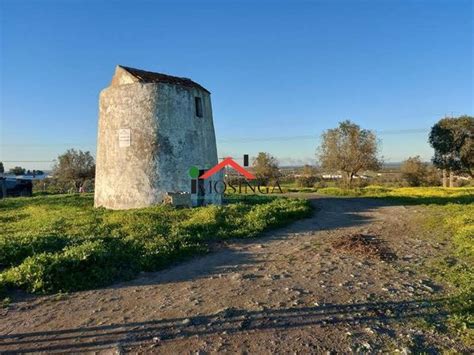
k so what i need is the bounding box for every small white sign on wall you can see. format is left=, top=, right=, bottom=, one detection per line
left=118, top=129, right=131, bottom=148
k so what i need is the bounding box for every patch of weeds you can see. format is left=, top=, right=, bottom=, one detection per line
left=1, top=297, right=11, bottom=308
left=422, top=204, right=474, bottom=346
left=311, top=241, right=323, bottom=250
left=0, top=195, right=312, bottom=294
left=53, top=292, right=68, bottom=301
left=315, top=186, right=474, bottom=205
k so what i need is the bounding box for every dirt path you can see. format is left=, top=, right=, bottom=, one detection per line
left=0, top=195, right=464, bottom=353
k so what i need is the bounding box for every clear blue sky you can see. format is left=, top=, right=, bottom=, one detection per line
left=1, top=0, right=472, bottom=169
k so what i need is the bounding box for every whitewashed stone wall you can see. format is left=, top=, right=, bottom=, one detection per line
left=95, top=79, right=222, bottom=209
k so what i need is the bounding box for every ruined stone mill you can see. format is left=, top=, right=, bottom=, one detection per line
left=94, top=65, right=222, bottom=209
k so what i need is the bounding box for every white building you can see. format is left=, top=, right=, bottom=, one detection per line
left=94, top=66, right=222, bottom=209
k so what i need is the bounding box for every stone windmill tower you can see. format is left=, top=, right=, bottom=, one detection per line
left=94, top=65, right=221, bottom=209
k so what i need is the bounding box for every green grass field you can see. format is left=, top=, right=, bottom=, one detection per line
left=0, top=194, right=312, bottom=294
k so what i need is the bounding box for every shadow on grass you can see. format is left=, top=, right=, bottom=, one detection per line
left=290, top=191, right=474, bottom=206
left=361, top=195, right=474, bottom=206
left=0, top=193, right=277, bottom=211
left=0, top=298, right=450, bottom=353
left=0, top=194, right=94, bottom=211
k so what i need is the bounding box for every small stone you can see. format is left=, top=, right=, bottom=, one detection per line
left=182, top=318, right=191, bottom=325
left=422, top=285, right=434, bottom=292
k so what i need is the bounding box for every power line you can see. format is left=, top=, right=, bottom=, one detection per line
left=0, top=128, right=432, bottom=163
left=0, top=143, right=95, bottom=147
left=217, top=128, right=429, bottom=143
left=1, top=160, right=54, bottom=163
left=0, top=128, right=431, bottom=147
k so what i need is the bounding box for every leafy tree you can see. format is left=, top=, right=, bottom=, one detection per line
left=429, top=116, right=474, bottom=185
left=318, top=120, right=382, bottom=187
left=9, top=166, right=26, bottom=175
left=52, top=149, right=95, bottom=190
left=400, top=156, right=428, bottom=186
left=301, top=164, right=319, bottom=176
left=252, top=152, right=280, bottom=184
left=0, top=162, right=4, bottom=174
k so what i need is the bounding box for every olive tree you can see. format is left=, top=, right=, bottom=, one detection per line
left=252, top=152, right=280, bottom=184
left=429, top=115, right=474, bottom=187
left=318, top=120, right=382, bottom=187
left=52, top=149, right=95, bottom=191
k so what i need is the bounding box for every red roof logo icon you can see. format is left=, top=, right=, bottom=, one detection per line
left=200, top=157, right=256, bottom=180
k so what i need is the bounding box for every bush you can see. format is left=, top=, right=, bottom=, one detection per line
left=313, top=181, right=328, bottom=189
left=401, top=156, right=428, bottom=186
left=0, top=234, right=71, bottom=268
left=33, top=178, right=74, bottom=195
left=296, top=176, right=318, bottom=188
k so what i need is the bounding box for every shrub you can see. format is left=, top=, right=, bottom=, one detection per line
left=296, top=175, right=318, bottom=188
left=401, top=156, right=428, bottom=186
left=0, top=235, right=71, bottom=268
